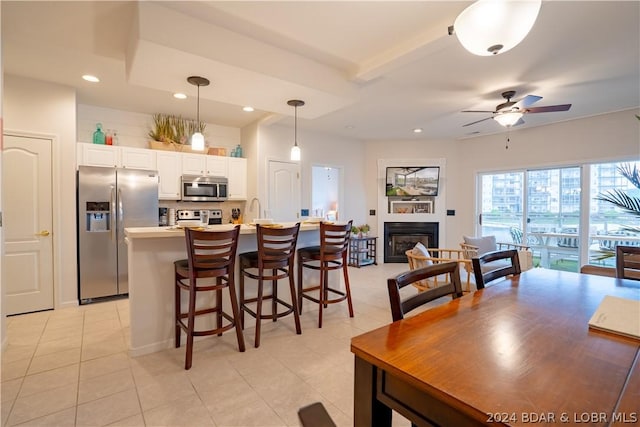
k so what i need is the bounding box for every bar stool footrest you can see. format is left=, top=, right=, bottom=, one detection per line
left=176, top=311, right=238, bottom=339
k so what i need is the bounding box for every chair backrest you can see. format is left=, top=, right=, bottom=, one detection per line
left=256, top=223, right=301, bottom=270
left=579, top=264, right=616, bottom=277
left=387, top=261, right=463, bottom=321
left=319, top=220, right=353, bottom=262
left=185, top=225, right=240, bottom=278
left=616, top=245, right=640, bottom=280
left=510, top=227, right=524, bottom=245
left=472, top=249, right=521, bottom=289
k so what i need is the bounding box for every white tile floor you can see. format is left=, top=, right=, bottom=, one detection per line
left=1, top=263, right=417, bottom=427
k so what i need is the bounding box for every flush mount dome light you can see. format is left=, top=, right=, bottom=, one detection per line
left=494, top=111, right=523, bottom=127
left=452, top=0, right=542, bottom=56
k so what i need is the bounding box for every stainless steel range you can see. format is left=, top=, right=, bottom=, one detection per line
left=176, top=209, right=223, bottom=225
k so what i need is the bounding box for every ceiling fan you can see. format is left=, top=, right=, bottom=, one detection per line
left=462, top=90, right=571, bottom=128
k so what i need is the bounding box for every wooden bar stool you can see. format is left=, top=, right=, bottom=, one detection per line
left=174, top=225, right=245, bottom=370
left=239, top=223, right=302, bottom=348
left=297, top=220, right=354, bottom=328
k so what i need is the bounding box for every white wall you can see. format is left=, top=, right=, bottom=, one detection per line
left=78, top=104, right=240, bottom=150
left=4, top=74, right=78, bottom=308
left=365, top=109, right=640, bottom=249
left=252, top=123, right=368, bottom=226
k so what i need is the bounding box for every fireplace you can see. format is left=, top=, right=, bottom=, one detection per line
left=384, top=222, right=439, bottom=263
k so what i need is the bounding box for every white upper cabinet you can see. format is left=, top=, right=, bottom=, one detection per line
left=156, top=151, right=182, bottom=200
left=182, top=153, right=229, bottom=177
left=78, top=143, right=156, bottom=171
left=120, top=147, right=157, bottom=170
left=206, top=156, right=228, bottom=177
left=227, top=157, right=247, bottom=200
left=77, top=143, right=245, bottom=201
left=181, top=153, right=207, bottom=175
left=79, top=143, right=119, bottom=168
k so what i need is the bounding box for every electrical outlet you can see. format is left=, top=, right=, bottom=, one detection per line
left=369, top=209, right=376, bottom=216
left=301, top=209, right=309, bottom=216
left=447, top=209, right=455, bottom=216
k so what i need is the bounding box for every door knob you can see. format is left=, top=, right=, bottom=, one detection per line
left=35, top=230, right=50, bottom=237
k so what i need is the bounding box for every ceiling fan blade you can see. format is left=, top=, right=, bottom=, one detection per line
left=462, top=110, right=496, bottom=113
left=513, top=117, right=526, bottom=126
left=512, top=95, right=542, bottom=109
left=462, top=116, right=493, bottom=127
left=526, top=104, right=572, bottom=113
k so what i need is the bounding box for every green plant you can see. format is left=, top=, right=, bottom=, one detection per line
left=351, top=226, right=360, bottom=234
left=359, top=224, right=371, bottom=233
left=149, top=114, right=205, bottom=145
left=596, top=163, right=640, bottom=233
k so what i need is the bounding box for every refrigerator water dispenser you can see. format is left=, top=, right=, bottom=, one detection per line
left=86, top=201, right=110, bottom=232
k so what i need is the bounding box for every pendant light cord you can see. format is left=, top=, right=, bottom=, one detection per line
left=294, top=105, right=298, bottom=147
left=197, top=84, right=200, bottom=129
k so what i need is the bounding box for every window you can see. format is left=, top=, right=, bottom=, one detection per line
left=477, top=160, right=639, bottom=272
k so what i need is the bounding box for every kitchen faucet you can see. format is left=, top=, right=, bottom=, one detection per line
left=250, top=197, right=262, bottom=219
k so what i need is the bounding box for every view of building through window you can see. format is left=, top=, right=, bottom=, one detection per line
left=478, top=161, right=640, bottom=272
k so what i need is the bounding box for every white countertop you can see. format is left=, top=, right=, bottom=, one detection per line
left=125, top=222, right=321, bottom=239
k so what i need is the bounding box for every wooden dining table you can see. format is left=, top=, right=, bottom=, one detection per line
left=351, top=268, right=640, bottom=426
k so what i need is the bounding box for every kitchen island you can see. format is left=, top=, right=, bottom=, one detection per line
left=124, top=223, right=321, bottom=357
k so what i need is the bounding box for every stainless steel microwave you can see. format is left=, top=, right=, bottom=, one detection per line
left=181, top=175, right=228, bottom=202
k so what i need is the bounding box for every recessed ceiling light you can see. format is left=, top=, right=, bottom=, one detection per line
left=173, top=93, right=187, bottom=99
left=413, top=128, right=423, bottom=133
left=242, top=106, right=254, bottom=112
left=345, top=125, right=355, bottom=129
left=82, top=75, right=100, bottom=83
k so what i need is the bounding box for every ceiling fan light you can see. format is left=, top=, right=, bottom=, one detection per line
left=191, top=132, right=205, bottom=151
left=494, top=111, right=523, bottom=127
left=453, top=0, right=542, bottom=56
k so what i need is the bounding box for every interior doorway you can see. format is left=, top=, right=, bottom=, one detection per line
left=311, top=165, right=342, bottom=221
left=267, top=160, right=301, bottom=221
left=3, top=134, right=55, bottom=315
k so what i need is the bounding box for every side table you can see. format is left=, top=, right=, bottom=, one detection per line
left=348, top=236, right=378, bottom=268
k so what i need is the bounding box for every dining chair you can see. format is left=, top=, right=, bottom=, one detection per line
left=579, top=264, right=616, bottom=277
left=472, top=249, right=521, bottom=290
left=297, top=220, right=354, bottom=328
left=615, top=245, right=640, bottom=280
left=387, top=261, right=464, bottom=322
left=238, top=223, right=302, bottom=348
left=174, top=225, right=245, bottom=370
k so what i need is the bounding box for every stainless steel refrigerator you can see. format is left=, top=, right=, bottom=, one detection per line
left=77, top=166, right=159, bottom=303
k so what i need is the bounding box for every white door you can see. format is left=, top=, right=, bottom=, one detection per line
left=268, top=160, right=300, bottom=222
left=3, top=135, right=54, bottom=315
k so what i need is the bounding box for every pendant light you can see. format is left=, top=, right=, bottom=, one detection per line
left=187, top=76, right=209, bottom=151
left=288, top=99, right=304, bottom=161
left=451, top=0, right=542, bottom=56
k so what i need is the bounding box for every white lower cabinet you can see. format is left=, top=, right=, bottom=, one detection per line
left=156, top=151, right=182, bottom=200
left=228, top=157, right=247, bottom=200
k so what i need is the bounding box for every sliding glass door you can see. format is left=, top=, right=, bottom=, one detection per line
left=479, top=166, right=582, bottom=272
left=526, top=167, right=581, bottom=271
left=478, top=160, right=639, bottom=272
left=479, top=171, right=525, bottom=244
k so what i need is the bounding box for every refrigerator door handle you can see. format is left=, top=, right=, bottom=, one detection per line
left=110, top=186, right=116, bottom=241
left=118, top=188, right=124, bottom=241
